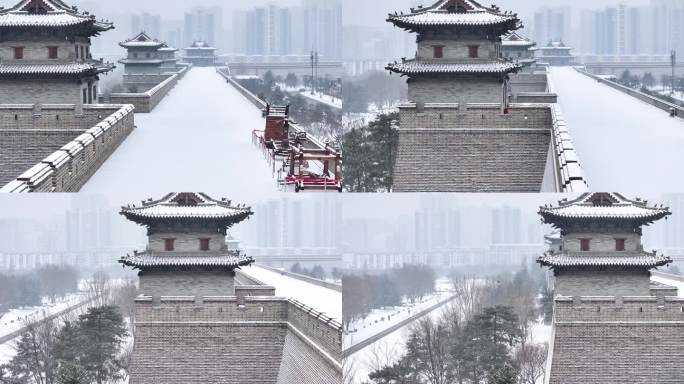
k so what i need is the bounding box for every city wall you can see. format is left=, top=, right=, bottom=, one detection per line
left=548, top=296, right=684, bottom=384
left=105, top=66, right=189, bottom=113
left=0, top=104, right=135, bottom=192
left=122, top=73, right=172, bottom=92
left=217, top=68, right=267, bottom=110
left=576, top=67, right=684, bottom=117
left=256, top=264, right=342, bottom=292
left=393, top=102, right=587, bottom=193
left=131, top=296, right=342, bottom=384
left=547, top=82, right=588, bottom=192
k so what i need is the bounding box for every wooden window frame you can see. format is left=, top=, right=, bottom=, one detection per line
left=14, top=47, right=24, bottom=59
left=468, top=45, right=479, bottom=58
left=615, top=238, right=626, bottom=252
left=199, top=238, right=210, bottom=251
left=48, top=46, right=58, bottom=59
left=580, top=238, right=591, bottom=252
left=164, top=238, right=176, bottom=251
left=433, top=45, right=444, bottom=59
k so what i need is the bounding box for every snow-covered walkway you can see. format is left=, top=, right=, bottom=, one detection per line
left=81, top=67, right=279, bottom=203
left=550, top=67, right=684, bottom=192
left=241, top=265, right=341, bottom=323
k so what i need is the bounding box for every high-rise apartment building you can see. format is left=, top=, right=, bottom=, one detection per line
left=183, top=7, right=222, bottom=49
left=131, top=12, right=161, bottom=38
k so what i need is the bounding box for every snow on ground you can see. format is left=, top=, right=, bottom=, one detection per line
left=81, top=67, right=280, bottom=204
left=278, top=84, right=342, bottom=109
left=241, top=265, right=341, bottom=323
left=345, top=279, right=454, bottom=348
left=0, top=293, right=89, bottom=365
left=300, top=91, right=342, bottom=109
left=0, top=293, right=85, bottom=339
left=650, top=86, right=684, bottom=103
left=550, top=67, right=684, bottom=192
left=346, top=299, right=452, bottom=384
left=0, top=339, right=16, bottom=365
left=651, top=275, right=684, bottom=297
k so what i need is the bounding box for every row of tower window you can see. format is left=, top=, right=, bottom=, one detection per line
left=12, top=45, right=90, bottom=60
left=578, top=238, right=626, bottom=252
left=432, top=45, right=480, bottom=59
left=163, top=238, right=211, bottom=252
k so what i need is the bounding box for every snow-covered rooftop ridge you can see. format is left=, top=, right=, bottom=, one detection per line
left=187, top=40, right=216, bottom=50
left=119, top=251, right=254, bottom=269
left=386, top=59, right=522, bottom=74
left=539, top=193, right=671, bottom=222
left=0, top=0, right=113, bottom=31
left=387, top=0, right=519, bottom=28
left=120, top=31, right=165, bottom=48
left=502, top=31, right=535, bottom=47
left=538, top=251, right=671, bottom=268
left=120, top=192, right=253, bottom=221
left=0, top=62, right=113, bottom=76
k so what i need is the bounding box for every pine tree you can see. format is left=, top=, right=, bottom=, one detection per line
left=54, top=361, right=90, bottom=384
left=76, top=306, right=128, bottom=384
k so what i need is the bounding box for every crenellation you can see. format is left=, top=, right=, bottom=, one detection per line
left=0, top=104, right=135, bottom=192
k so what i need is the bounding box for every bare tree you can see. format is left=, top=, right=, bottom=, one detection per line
left=364, top=340, right=403, bottom=376
left=4, top=315, right=61, bottom=384
left=112, top=279, right=138, bottom=333
left=515, top=343, right=548, bottom=384
left=84, top=271, right=111, bottom=308
left=406, top=317, right=451, bottom=384
left=343, top=356, right=357, bottom=384
left=114, top=340, right=134, bottom=384
left=450, top=275, right=487, bottom=322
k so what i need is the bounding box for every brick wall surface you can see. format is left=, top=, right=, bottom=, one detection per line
left=408, top=76, right=504, bottom=104
left=108, top=67, right=187, bottom=113
left=550, top=298, right=684, bottom=384
left=130, top=323, right=287, bottom=384
left=563, top=231, right=641, bottom=253
left=138, top=270, right=237, bottom=297
left=277, top=329, right=341, bottom=384
left=0, top=131, right=77, bottom=186
left=0, top=36, right=89, bottom=62
left=0, top=104, right=135, bottom=192
left=0, top=80, right=84, bottom=105
left=509, top=73, right=549, bottom=94
left=131, top=296, right=342, bottom=384
left=555, top=270, right=652, bottom=297
left=148, top=232, right=226, bottom=253
left=393, top=105, right=553, bottom=192
left=416, top=39, right=498, bottom=61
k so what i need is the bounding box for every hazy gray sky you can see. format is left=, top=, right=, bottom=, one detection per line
left=342, top=0, right=652, bottom=27
left=0, top=0, right=653, bottom=25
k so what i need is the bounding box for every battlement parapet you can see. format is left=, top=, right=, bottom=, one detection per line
left=397, top=102, right=553, bottom=130
left=555, top=295, right=684, bottom=322
left=134, top=295, right=341, bottom=361
left=106, top=66, right=188, bottom=113
left=0, top=104, right=135, bottom=192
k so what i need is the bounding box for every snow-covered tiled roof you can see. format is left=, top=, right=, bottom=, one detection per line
left=119, top=32, right=164, bottom=48
left=186, top=41, right=216, bottom=50
left=119, top=251, right=254, bottom=270
left=538, top=252, right=671, bottom=269
left=539, top=193, right=671, bottom=226
left=121, top=192, right=253, bottom=225
left=502, top=32, right=535, bottom=47
left=0, top=0, right=113, bottom=32
left=386, top=59, right=522, bottom=75
left=0, top=62, right=113, bottom=76
left=387, top=0, right=519, bottom=30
